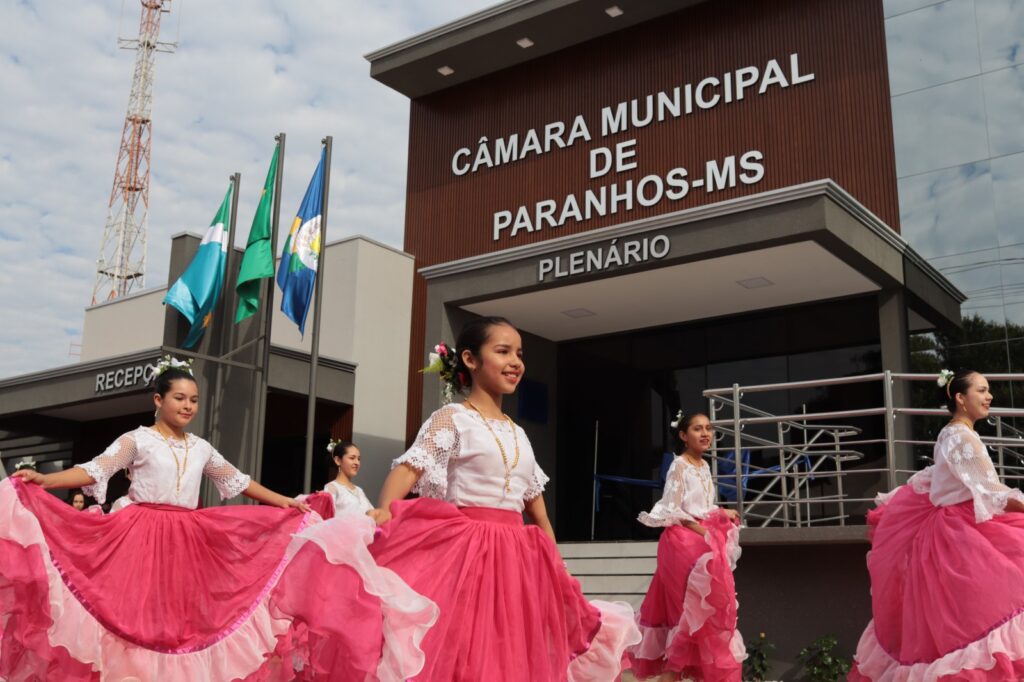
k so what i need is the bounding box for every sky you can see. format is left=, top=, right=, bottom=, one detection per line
left=0, top=0, right=494, bottom=379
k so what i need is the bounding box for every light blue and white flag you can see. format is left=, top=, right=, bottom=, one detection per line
left=164, top=183, right=233, bottom=348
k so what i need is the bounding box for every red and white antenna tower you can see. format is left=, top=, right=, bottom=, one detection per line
left=92, top=0, right=177, bottom=304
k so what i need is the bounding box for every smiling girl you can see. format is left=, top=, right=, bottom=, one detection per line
left=628, top=411, right=746, bottom=682
left=365, top=316, right=640, bottom=681
left=850, top=370, right=1024, bottom=681
left=0, top=357, right=435, bottom=681
left=324, top=440, right=374, bottom=517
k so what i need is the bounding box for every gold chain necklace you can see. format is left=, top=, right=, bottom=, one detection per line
left=464, top=400, right=521, bottom=493
left=684, top=455, right=713, bottom=502
left=949, top=417, right=975, bottom=431
left=154, top=425, right=190, bottom=495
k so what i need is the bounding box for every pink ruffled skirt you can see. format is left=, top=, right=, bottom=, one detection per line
left=628, top=511, right=745, bottom=681
left=850, top=486, right=1024, bottom=681
left=0, top=478, right=436, bottom=681
left=369, top=497, right=641, bottom=682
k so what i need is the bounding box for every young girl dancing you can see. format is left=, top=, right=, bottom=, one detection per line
left=0, top=357, right=435, bottom=681
left=628, top=411, right=746, bottom=682
left=850, top=369, right=1024, bottom=681
left=365, top=316, right=640, bottom=681
left=324, top=440, right=373, bottom=517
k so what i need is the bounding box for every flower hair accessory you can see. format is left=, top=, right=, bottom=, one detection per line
left=154, top=355, right=194, bottom=379
left=937, top=368, right=955, bottom=398
left=670, top=409, right=684, bottom=430
left=421, top=342, right=459, bottom=404
left=326, top=438, right=343, bottom=454
left=14, top=457, right=37, bottom=471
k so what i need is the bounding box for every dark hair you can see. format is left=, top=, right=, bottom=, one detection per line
left=327, top=441, right=356, bottom=465
left=70, top=489, right=85, bottom=501
left=942, top=369, right=979, bottom=414
left=153, top=368, right=197, bottom=397
left=453, top=316, right=515, bottom=391
left=675, top=412, right=710, bottom=453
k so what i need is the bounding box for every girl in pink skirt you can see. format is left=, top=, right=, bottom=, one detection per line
left=850, top=369, right=1024, bottom=681
left=366, top=316, right=641, bottom=681
left=628, top=412, right=745, bottom=682
left=0, top=358, right=436, bottom=681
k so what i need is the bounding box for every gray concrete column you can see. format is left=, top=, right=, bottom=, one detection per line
left=878, top=289, right=913, bottom=481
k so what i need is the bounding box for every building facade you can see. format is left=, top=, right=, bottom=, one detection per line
left=0, top=234, right=414, bottom=505
left=885, top=0, right=1024, bottom=371
left=367, top=0, right=964, bottom=538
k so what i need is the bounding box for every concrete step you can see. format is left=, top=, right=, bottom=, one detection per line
left=575, top=573, right=653, bottom=594
left=566, top=556, right=658, bottom=574
left=558, top=540, right=658, bottom=558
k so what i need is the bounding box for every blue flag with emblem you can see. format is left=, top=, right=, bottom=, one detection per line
left=276, top=150, right=324, bottom=335
left=164, top=183, right=233, bottom=348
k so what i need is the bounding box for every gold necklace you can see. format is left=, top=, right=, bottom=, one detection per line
left=949, top=417, right=975, bottom=431
left=684, top=455, right=713, bottom=502
left=464, top=400, right=521, bottom=492
left=154, top=425, right=190, bottom=495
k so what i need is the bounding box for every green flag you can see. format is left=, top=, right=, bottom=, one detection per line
left=235, top=144, right=279, bottom=322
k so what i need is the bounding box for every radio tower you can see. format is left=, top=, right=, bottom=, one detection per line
left=92, top=0, right=176, bottom=304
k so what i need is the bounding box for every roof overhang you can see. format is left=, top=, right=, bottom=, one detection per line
left=365, top=0, right=709, bottom=99
left=417, top=180, right=964, bottom=342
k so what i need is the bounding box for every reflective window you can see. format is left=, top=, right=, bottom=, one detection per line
left=887, top=1, right=1024, bottom=372
left=932, top=247, right=1007, bottom=324
left=892, top=77, right=989, bottom=176
left=976, top=0, right=1024, bottom=71
left=992, top=152, right=1024, bottom=247
left=885, top=0, right=980, bottom=95
left=898, top=161, right=998, bottom=258
left=983, top=64, right=1024, bottom=157
left=999, top=244, right=1024, bottom=311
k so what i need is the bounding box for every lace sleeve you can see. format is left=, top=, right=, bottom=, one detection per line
left=944, top=429, right=1024, bottom=523
left=638, top=458, right=697, bottom=527
left=75, top=433, right=138, bottom=504
left=203, top=446, right=252, bottom=500
left=524, top=462, right=550, bottom=501
left=393, top=405, right=460, bottom=499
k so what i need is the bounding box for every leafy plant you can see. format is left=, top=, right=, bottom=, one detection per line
left=797, top=635, right=850, bottom=682
left=742, top=631, right=775, bottom=681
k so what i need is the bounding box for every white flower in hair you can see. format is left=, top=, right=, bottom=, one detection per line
left=937, top=369, right=954, bottom=388
left=670, top=409, right=684, bottom=429
left=154, top=354, right=194, bottom=378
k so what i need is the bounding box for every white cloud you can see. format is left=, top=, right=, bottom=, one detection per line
left=0, top=0, right=493, bottom=378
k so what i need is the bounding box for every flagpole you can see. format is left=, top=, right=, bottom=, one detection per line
left=211, top=172, right=241, bottom=452
left=253, top=134, right=285, bottom=483
left=303, top=137, right=331, bottom=493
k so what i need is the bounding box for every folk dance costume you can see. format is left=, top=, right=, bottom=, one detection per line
left=368, top=402, right=641, bottom=681
left=850, top=423, right=1024, bottom=681
left=323, top=479, right=374, bottom=517
left=0, top=426, right=436, bottom=681
left=629, top=456, right=745, bottom=681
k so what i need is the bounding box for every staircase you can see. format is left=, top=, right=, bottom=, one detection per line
left=560, top=540, right=657, bottom=609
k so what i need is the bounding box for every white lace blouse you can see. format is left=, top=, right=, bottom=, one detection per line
left=905, top=423, right=1024, bottom=523
left=75, top=426, right=251, bottom=510
left=393, top=403, right=549, bottom=513
left=638, top=456, right=719, bottom=527
left=324, top=480, right=373, bottom=517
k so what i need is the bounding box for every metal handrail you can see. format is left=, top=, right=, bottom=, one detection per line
left=697, top=370, right=1024, bottom=528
